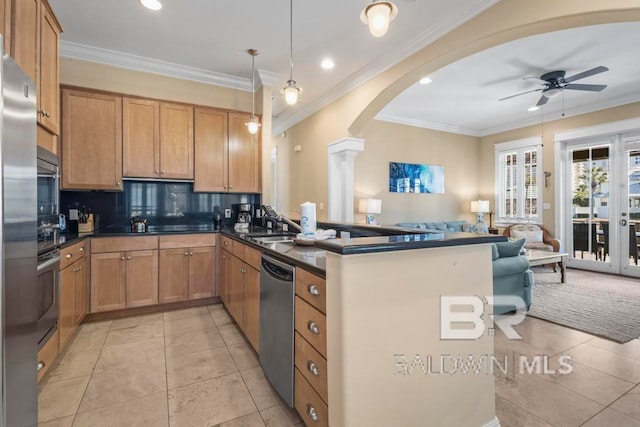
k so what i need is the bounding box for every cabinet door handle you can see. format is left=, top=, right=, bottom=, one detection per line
left=160, top=171, right=165, bottom=175
left=121, top=256, right=125, bottom=260
left=127, top=256, right=132, bottom=260
left=307, top=360, right=319, bottom=376
left=190, top=252, right=193, bottom=256
left=117, top=181, right=121, bottom=186
left=229, top=185, right=233, bottom=190
left=37, top=361, right=45, bottom=371
left=78, top=247, right=84, bottom=252
left=307, top=284, right=320, bottom=296
left=307, top=321, right=320, bottom=335
left=65, top=253, right=72, bottom=259
left=154, top=170, right=159, bottom=174
left=306, top=404, right=319, bottom=422
left=184, top=252, right=189, bottom=256
left=223, top=241, right=228, bottom=245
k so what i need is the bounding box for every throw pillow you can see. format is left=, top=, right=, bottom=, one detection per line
left=512, top=229, right=543, bottom=243
left=463, top=223, right=489, bottom=234
left=495, top=238, right=526, bottom=258
left=491, top=244, right=499, bottom=260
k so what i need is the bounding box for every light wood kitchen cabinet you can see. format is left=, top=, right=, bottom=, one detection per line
left=90, top=236, right=158, bottom=312
left=220, top=237, right=260, bottom=351
left=158, top=234, right=215, bottom=303
left=219, top=249, right=230, bottom=303
left=59, top=240, right=89, bottom=349
left=194, top=109, right=260, bottom=193
left=159, top=102, right=193, bottom=179
left=61, top=89, right=123, bottom=190
left=228, top=112, right=260, bottom=193
left=37, top=330, right=58, bottom=383
left=12, top=0, right=61, bottom=135
left=194, top=107, right=227, bottom=192
left=1, top=0, right=12, bottom=54
left=123, top=97, right=160, bottom=178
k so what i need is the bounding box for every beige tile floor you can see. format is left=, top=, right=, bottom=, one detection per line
left=38, top=304, right=303, bottom=427
left=38, top=303, right=640, bottom=427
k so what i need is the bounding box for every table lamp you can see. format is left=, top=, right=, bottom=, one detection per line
left=470, top=200, right=490, bottom=224
left=359, top=198, right=382, bottom=225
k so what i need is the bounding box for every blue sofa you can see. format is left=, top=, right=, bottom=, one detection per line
left=396, top=220, right=488, bottom=234
left=492, top=240, right=533, bottom=315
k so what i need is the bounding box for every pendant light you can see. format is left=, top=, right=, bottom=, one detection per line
left=245, top=49, right=260, bottom=135
left=281, top=0, right=302, bottom=105
left=360, top=1, right=398, bottom=37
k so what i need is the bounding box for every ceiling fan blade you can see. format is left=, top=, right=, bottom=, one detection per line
left=498, top=88, right=542, bottom=101
left=563, top=83, right=607, bottom=92
left=564, top=66, right=609, bottom=83
left=536, top=94, right=549, bottom=106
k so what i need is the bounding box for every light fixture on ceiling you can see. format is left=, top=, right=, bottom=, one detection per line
left=543, top=87, right=562, bottom=98
left=245, top=49, right=260, bottom=135
left=419, top=76, right=432, bottom=85
left=281, top=0, right=302, bottom=106
left=360, top=1, right=398, bottom=38
left=528, top=106, right=539, bottom=112
left=140, top=0, right=162, bottom=11
left=321, top=58, right=335, bottom=70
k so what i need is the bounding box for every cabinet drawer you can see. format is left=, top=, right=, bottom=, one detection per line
left=60, top=239, right=88, bottom=269
left=295, top=296, right=327, bottom=358
left=220, top=236, right=234, bottom=253
left=295, top=332, right=328, bottom=404
left=231, top=239, right=245, bottom=259
left=37, top=330, right=59, bottom=383
left=244, top=245, right=261, bottom=270
left=159, top=233, right=216, bottom=249
left=295, top=268, right=326, bottom=314
left=91, top=236, right=158, bottom=253
left=295, top=368, right=328, bottom=427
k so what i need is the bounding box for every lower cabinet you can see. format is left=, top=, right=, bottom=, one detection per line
left=59, top=240, right=89, bottom=349
left=90, top=236, right=159, bottom=313
left=158, top=234, right=216, bottom=303
left=220, top=239, right=260, bottom=352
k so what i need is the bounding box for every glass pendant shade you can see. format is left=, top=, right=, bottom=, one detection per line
left=246, top=116, right=260, bottom=134
left=361, top=1, right=398, bottom=37
left=282, top=81, right=301, bottom=106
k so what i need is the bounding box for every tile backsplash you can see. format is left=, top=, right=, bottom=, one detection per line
left=61, top=181, right=261, bottom=231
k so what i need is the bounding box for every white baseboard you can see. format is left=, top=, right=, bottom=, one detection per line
left=483, top=416, right=501, bottom=427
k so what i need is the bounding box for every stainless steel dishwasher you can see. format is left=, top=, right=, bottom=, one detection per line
left=259, top=254, right=295, bottom=407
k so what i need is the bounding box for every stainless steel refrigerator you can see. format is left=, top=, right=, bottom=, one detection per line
left=0, top=47, right=38, bottom=426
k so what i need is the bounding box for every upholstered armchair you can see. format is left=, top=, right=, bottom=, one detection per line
left=503, top=224, right=561, bottom=252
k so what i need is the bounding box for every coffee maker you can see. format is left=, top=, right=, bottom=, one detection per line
left=232, top=203, right=255, bottom=228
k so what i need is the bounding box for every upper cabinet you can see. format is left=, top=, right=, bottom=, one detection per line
left=194, top=109, right=261, bottom=193
left=123, top=100, right=194, bottom=180
left=1, top=0, right=12, bottom=54
left=61, top=89, right=123, bottom=190
left=12, top=0, right=61, bottom=135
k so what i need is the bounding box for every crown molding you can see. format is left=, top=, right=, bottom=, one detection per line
left=272, top=0, right=498, bottom=136
left=60, top=41, right=254, bottom=91
left=376, top=92, right=640, bottom=138
left=375, top=113, right=482, bottom=136
left=478, top=92, right=640, bottom=137
left=257, top=69, right=280, bottom=88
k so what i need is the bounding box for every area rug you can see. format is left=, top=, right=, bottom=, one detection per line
left=527, top=267, right=640, bottom=343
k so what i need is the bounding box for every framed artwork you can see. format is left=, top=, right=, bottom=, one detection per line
left=389, top=162, right=445, bottom=194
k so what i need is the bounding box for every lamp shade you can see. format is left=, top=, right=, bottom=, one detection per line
left=470, top=200, right=490, bottom=213
left=359, top=198, right=382, bottom=214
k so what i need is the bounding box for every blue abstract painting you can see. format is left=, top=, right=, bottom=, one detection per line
left=389, top=162, right=445, bottom=194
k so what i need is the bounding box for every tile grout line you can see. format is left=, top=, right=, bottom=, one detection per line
left=495, top=388, right=560, bottom=427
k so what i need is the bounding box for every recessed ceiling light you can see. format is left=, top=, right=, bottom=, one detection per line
left=419, top=76, right=432, bottom=85
left=140, top=0, right=162, bottom=11
left=321, top=58, right=335, bottom=70
left=528, top=106, right=539, bottom=112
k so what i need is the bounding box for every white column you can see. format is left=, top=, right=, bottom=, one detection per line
left=327, top=138, right=365, bottom=222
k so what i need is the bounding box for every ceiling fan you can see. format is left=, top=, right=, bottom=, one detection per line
left=499, top=66, right=609, bottom=106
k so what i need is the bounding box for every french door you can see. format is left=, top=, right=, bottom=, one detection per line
left=564, top=133, right=640, bottom=278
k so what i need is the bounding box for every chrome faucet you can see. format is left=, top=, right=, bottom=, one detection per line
left=262, top=205, right=302, bottom=232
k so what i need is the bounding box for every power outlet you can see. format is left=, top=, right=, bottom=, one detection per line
left=282, top=223, right=289, bottom=232
left=224, top=209, right=232, bottom=218
left=69, top=209, right=79, bottom=220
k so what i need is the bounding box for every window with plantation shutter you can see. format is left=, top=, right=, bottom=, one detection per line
left=495, top=137, right=542, bottom=223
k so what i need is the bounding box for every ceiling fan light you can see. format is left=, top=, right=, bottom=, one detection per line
left=282, top=80, right=302, bottom=105
left=246, top=116, right=260, bottom=134
left=544, top=88, right=562, bottom=98
left=360, top=1, right=398, bottom=38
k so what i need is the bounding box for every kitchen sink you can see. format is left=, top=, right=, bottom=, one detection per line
left=252, top=235, right=295, bottom=244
